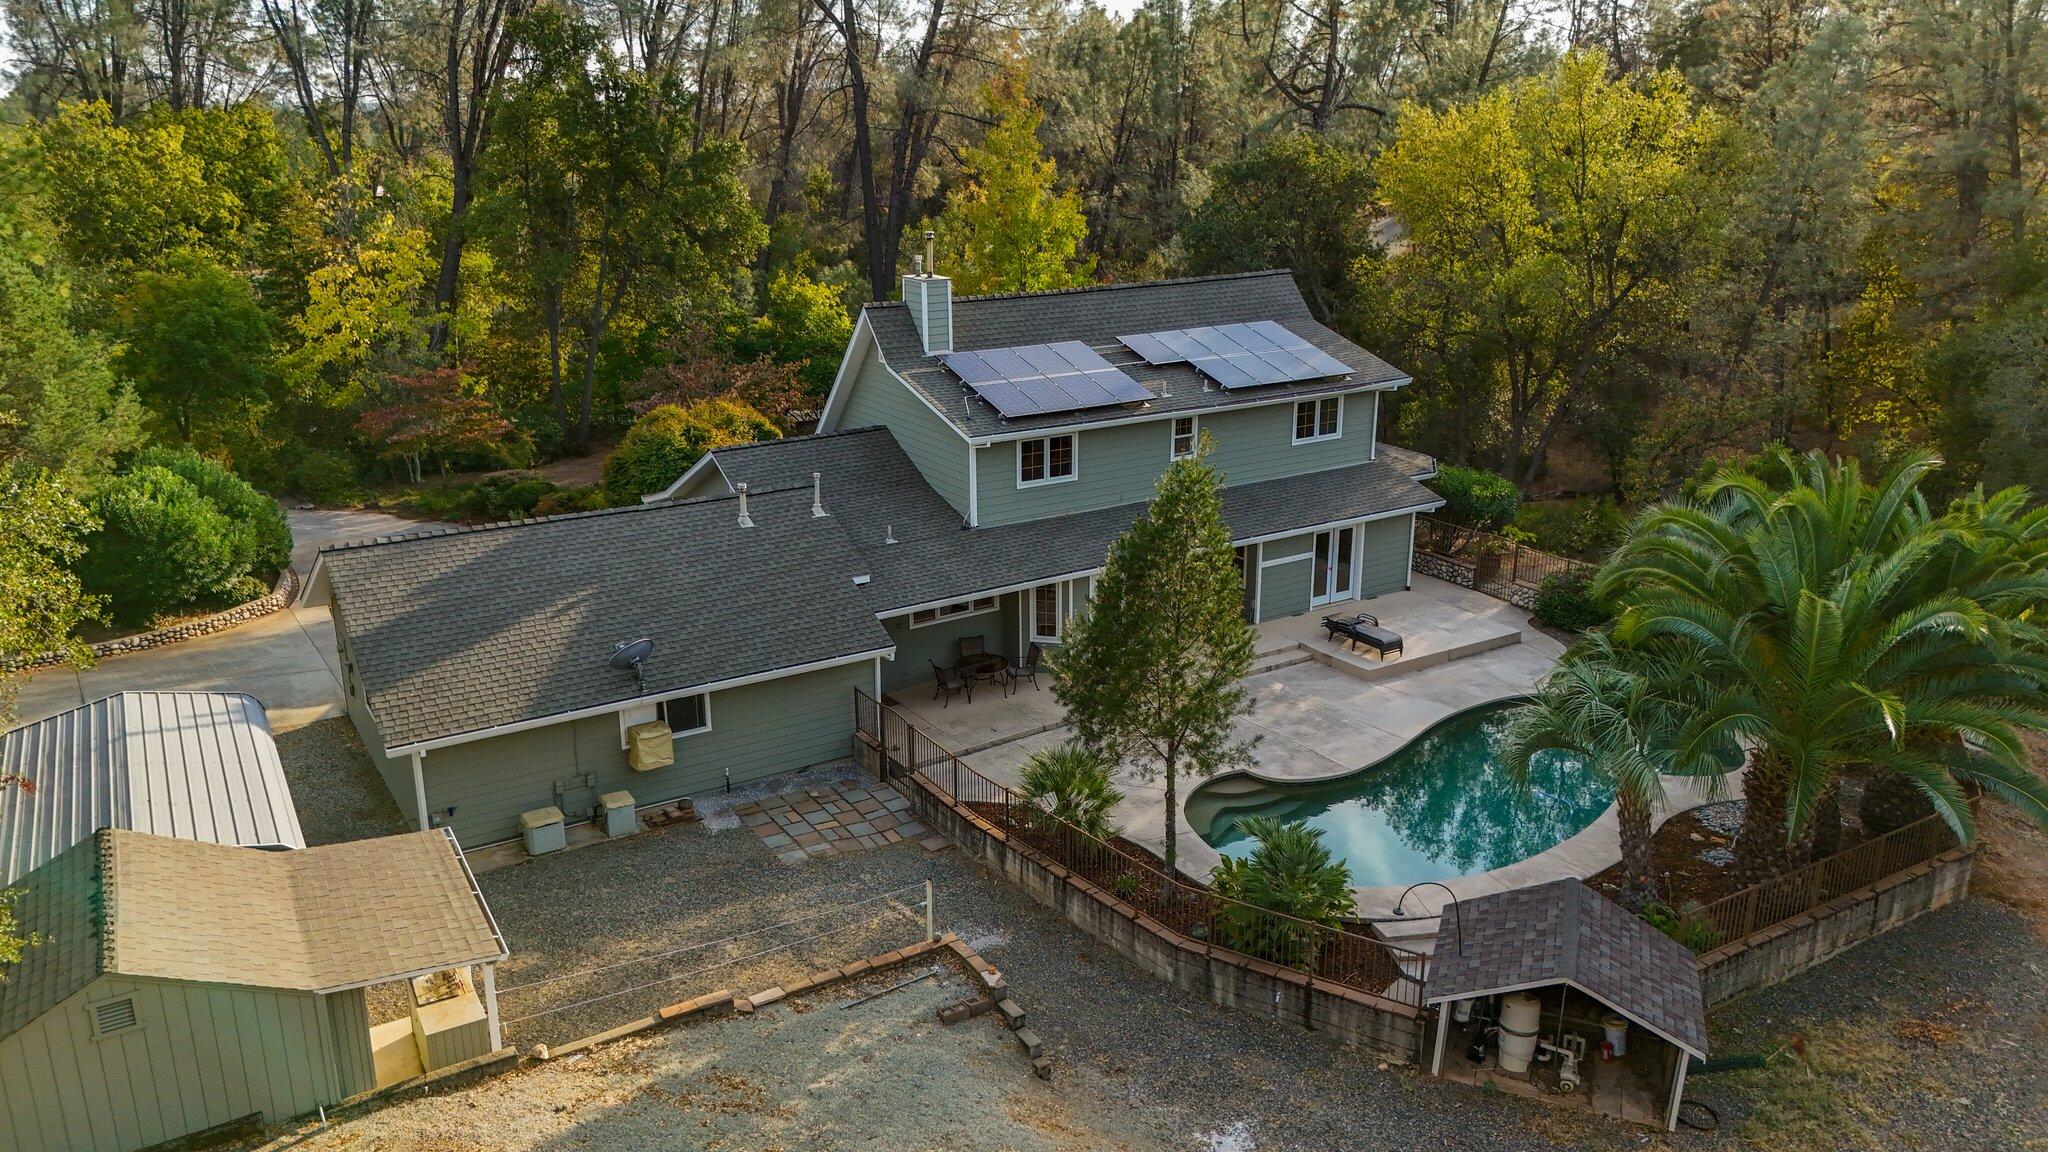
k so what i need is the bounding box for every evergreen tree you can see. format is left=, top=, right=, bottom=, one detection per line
left=1051, top=436, right=1255, bottom=883
left=930, top=71, right=1094, bottom=295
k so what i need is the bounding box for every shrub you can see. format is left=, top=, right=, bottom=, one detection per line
left=1428, top=464, right=1519, bottom=530
left=1513, top=496, right=1627, bottom=560
left=1641, top=902, right=1720, bottom=953
left=601, top=399, right=779, bottom=503
left=1016, top=742, right=1123, bottom=841
left=407, top=474, right=562, bottom=523
left=137, top=447, right=292, bottom=575
left=282, top=449, right=363, bottom=505
left=79, top=467, right=246, bottom=625
left=532, top=485, right=617, bottom=517
left=1209, top=816, right=1354, bottom=970
left=1532, top=570, right=1612, bottom=633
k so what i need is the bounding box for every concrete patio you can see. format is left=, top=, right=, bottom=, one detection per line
left=879, top=574, right=1737, bottom=949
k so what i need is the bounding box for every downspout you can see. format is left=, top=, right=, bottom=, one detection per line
left=966, top=444, right=979, bottom=526
left=410, top=751, right=430, bottom=831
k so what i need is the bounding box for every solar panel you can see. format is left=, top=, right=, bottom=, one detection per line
left=1115, top=321, right=1351, bottom=389
left=941, top=340, right=1157, bottom=419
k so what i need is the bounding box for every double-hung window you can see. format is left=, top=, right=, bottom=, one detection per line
left=1169, top=416, right=1198, bottom=460
left=660, top=693, right=710, bottom=737
left=1018, top=434, right=1076, bottom=486
left=1031, top=584, right=1062, bottom=642
left=1293, top=396, right=1342, bottom=444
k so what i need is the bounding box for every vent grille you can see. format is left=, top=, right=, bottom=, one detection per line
left=92, top=998, right=138, bottom=1036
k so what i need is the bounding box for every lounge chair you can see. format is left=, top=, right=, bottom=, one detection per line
left=1321, top=613, right=1404, bottom=661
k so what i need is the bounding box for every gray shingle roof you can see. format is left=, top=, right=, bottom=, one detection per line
left=1, top=691, right=304, bottom=886
left=1424, top=879, right=1708, bottom=1058
left=864, top=271, right=1410, bottom=439
left=709, top=427, right=1442, bottom=614
left=0, top=828, right=507, bottom=1042
left=319, top=486, right=892, bottom=752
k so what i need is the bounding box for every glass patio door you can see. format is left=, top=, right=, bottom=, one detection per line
left=1310, top=526, right=1357, bottom=606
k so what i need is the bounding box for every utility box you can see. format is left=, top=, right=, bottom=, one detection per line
left=626, top=722, right=674, bottom=771
left=520, top=805, right=566, bottom=856
left=597, top=791, right=637, bottom=837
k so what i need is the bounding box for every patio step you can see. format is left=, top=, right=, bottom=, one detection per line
left=1247, top=645, right=1312, bottom=677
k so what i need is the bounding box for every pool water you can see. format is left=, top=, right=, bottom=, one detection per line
left=1187, top=701, right=1615, bottom=889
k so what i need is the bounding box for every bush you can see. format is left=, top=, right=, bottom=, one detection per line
left=135, top=447, right=293, bottom=575
left=1427, top=464, right=1519, bottom=530
left=406, top=474, right=562, bottom=523
left=283, top=449, right=363, bottom=505
left=1016, top=743, right=1123, bottom=841
left=1641, top=902, right=1720, bottom=953
left=532, top=485, right=617, bottom=517
left=79, top=467, right=247, bottom=625
left=1513, top=496, right=1627, bottom=560
left=1209, top=816, right=1354, bottom=970
left=1532, top=570, right=1612, bottom=633
left=601, top=399, right=779, bottom=503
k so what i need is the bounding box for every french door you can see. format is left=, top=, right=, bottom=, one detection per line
left=1310, top=526, right=1358, bottom=606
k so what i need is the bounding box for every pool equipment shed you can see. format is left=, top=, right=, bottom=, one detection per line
left=1422, top=879, right=1707, bottom=1131
left=0, top=827, right=509, bottom=1152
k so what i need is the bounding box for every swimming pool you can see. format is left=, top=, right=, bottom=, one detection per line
left=1186, top=700, right=1614, bottom=889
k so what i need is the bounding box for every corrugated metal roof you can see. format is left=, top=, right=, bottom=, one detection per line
left=0, top=692, right=305, bottom=886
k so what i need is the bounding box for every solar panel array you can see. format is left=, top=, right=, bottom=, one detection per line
left=1117, top=321, right=1352, bottom=389
left=942, top=341, right=1158, bottom=419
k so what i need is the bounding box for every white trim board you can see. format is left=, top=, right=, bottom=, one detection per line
left=1423, top=976, right=1706, bottom=1061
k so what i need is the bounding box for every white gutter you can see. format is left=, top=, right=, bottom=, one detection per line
left=1230, top=500, right=1443, bottom=547
left=381, top=645, right=896, bottom=759
left=956, top=379, right=1413, bottom=446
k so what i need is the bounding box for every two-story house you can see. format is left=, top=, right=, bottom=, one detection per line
left=304, top=268, right=1442, bottom=847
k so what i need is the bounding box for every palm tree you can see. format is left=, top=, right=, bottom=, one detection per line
left=1209, top=817, right=1355, bottom=970
left=1503, top=634, right=1727, bottom=911
left=1016, top=742, right=1124, bottom=841
left=1599, top=448, right=2048, bottom=883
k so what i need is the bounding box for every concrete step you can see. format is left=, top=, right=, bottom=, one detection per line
left=1247, top=644, right=1311, bottom=677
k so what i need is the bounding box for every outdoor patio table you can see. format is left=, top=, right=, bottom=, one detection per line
left=954, top=653, right=1008, bottom=695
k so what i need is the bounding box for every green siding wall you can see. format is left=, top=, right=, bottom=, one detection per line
left=0, top=977, right=356, bottom=1152
left=417, top=659, right=873, bottom=846
left=838, top=354, right=970, bottom=517
left=973, top=390, right=1385, bottom=527
left=336, top=603, right=422, bottom=831
left=1356, top=513, right=1413, bottom=597
left=1258, top=532, right=1316, bottom=621
left=672, top=465, right=732, bottom=501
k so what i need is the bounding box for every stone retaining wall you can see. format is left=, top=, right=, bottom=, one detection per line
left=1412, top=552, right=1540, bottom=609
left=5, top=568, right=300, bottom=672
left=891, top=764, right=1425, bottom=1063
left=1695, top=847, right=1975, bottom=1007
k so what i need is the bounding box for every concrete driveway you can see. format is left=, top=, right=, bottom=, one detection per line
left=15, top=508, right=447, bottom=732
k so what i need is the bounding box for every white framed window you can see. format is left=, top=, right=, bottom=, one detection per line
left=1293, top=396, right=1342, bottom=444
left=89, top=997, right=140, bottom=1039
left=1017, top=434, right=1077, bottom=486
left=909, top=595, right=1000, bottom=628
left=660, top=693, right=711, bottom=737
left=1030, top=583, right=1063, bottom=643
left=1169, top=416, right=1198, bottom=460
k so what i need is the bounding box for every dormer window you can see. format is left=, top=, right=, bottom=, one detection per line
left=1018, top=434, right=1076, bottom=486
left=1294, top=397, right=1342, bottom=444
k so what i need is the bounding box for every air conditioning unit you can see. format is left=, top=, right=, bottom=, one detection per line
left=626, top=721, right=674, bottom=771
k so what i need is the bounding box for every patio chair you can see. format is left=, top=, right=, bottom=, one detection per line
left=959, top=635, right=987, bottom=660
left=1323, top=612, right=1404, bottom=661
left=930, top=660, right=969, bottom=707
left=1006, top=643, right=1043, bottom=693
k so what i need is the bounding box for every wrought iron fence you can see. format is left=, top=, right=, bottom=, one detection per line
left=1414, top=516, right=1594, bottom=600
left=1687, top=806, right=1968, bottom=950
left=853, top=690, right=1430, bottom=1007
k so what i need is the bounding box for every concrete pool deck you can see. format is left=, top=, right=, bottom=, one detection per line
left=883, top=575, right=1740, bottom=951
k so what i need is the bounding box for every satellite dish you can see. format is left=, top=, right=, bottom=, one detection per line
left=610, top=638, right=655, bottom=693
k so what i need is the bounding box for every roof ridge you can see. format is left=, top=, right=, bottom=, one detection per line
left=712, top=425, right=888, bottom=455
left=318, top=480, right=824, bottom=556
left=861, top=269, right=1293, bottom=311
left=93, top=828, right=117, bottom=978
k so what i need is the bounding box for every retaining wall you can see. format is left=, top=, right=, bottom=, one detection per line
left=1411, top=552, right=1539, bottom=609
left=892, top=765, right=1425, bottom=1062
left=5, top=568, right=301, bottom=671
left=1695, top=847, right=1975, bottom=1007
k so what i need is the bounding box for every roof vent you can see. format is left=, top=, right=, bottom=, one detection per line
left=812, top=472, right=829, bottom=518
left=736, top=482, right=753, bottom=528
left=884, top=524, right=897, bottom=546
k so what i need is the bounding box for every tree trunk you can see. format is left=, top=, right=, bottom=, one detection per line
left=1615, top=787, right=1656, bottom=912
left=1162, top=755, right=1178, bottom=883
left=1805, top=785, right=1841, bottom=862
left=1858, top=770, right=1935, bottom=836
left=1732, top=749, right=1794, bottom=885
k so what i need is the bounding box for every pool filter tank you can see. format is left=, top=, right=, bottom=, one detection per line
left=1497, top=992, right=1542, bottom=1075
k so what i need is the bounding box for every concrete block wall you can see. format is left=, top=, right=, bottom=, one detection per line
left=1696, top=848, right=1975, bottom=1007
left=892, top=764, right=1424, bottom=1062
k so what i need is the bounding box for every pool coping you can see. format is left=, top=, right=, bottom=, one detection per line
left=1171, top=692, right=1745, bottom=929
